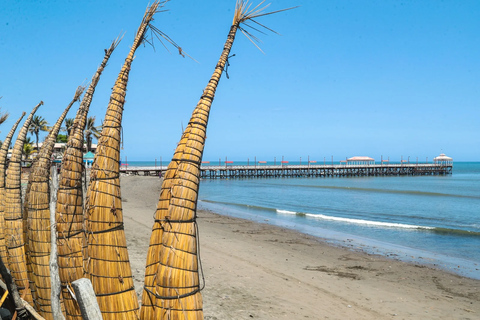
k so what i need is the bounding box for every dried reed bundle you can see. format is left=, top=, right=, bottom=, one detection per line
left=84, top=2, right=163, bottom=318
left=4, top=101, right=43, bottom=304
left=0, top=112, right=26, bottom=271
left=56, top=39, right=120, bottom=320
left=26, top=87, right=83, bottom=319
left=141, top=2, right=294, bottom=318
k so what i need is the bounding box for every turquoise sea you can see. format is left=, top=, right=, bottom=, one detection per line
left=127, top=161, right=480, bottom=279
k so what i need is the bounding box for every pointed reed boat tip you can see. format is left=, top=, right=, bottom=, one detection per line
left=132, top=1, right=163, bottom=52
left=113, top=32, right=125, bottom=49
left=232, top=1, right=297, bottom=53
left=81, top=78, right=89, bottom=88
left=140, top=1, right=191, bottom=61
left=107, top=33, right=124, bottom=55
left=74, top=85, right=86, bottom=101
left=235, top=0, right=298, bottom=23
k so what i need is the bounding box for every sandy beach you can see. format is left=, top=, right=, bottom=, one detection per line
left=120, top=175, right=479, bottom=320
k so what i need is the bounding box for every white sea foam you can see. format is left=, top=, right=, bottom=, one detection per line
left=305, top=213, right=434, bottom=230
left=276, top=209, right=297, bottom=215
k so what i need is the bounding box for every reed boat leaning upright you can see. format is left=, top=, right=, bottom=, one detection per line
left=141, top=1, right=295, bottom=318
left=56, top=38, right=120, bottom=320
left=84, top=2, right=164, bottom=319
left=0, top=112, right=26, bottom=271
left=4, top=101, right=43, bottom=304
left=26, top=87, right=83, bottom=319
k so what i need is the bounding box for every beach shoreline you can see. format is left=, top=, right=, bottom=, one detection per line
left=197, top=199, right=480, bottom=281
left=120, top=175, right=480, bottom=319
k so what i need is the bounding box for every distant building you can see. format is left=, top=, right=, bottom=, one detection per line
left=433, top=153, right=453, bottom=165
left=83, top=151, right=95, bottom=168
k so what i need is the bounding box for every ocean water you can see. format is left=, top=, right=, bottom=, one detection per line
left=127, top=160, right=480, bottom=279
left=196, top=162, right=480, bottom=279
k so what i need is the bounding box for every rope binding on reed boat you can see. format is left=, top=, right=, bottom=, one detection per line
left=224, top=53, right=236, bottom=79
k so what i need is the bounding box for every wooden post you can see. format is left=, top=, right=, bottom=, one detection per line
left=50, top=165, right=65, bottom=320
left=71, top=278, right=102, bottom=320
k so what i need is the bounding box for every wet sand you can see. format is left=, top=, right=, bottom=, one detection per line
left=121, top=175, right=480, bottom=320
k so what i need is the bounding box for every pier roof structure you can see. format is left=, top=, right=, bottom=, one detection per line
left=347, top=156, right=375, bottom=165
left=433, top=153, right=453, bottom=165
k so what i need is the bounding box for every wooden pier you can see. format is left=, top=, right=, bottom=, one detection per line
left=120, top=163, right=453, bottom=179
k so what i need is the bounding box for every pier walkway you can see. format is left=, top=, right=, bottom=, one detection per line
left=120, top=163, right=453, bottom=179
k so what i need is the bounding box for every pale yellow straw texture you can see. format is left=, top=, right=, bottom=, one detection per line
left=26, top=90, right=81, bottom=319
left=56, top=40, right=118, bottom=320
left=84, top=2, right=160, bottom=319
left=5, top=101, right=43, bottom=305
left=0, top=112, right=26, bottom=273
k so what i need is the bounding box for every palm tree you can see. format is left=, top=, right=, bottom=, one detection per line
left=63, top=117, right=74, bottom=137
left=28, top=115, right=49, bottom=152
left=84, top=116, right=101, bottom=152
left=0, top=107, right=8, bottom=129
left=22, top=137, right=33, bottom=160
left=0, top=105, right=9, bottom=138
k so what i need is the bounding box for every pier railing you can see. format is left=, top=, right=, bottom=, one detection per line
left=120, top=163, right=453, bottom=179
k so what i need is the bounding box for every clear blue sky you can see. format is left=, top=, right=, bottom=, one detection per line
left=1, top=0, right=479, bottom=162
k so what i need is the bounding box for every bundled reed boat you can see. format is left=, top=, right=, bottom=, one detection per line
left=25, top=87, right=83, bottom=319
left=4, top=101, right=43, bottom=305
left=56, top=39, right=120, bottom=320
left=83, top=2, right=163, bottom=319
left=141, top=1, right=293, bottom=318
left=0, top=112, right=26, bottom=271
